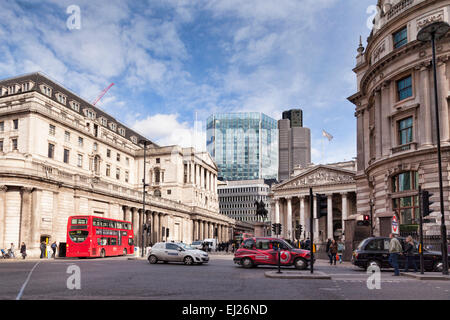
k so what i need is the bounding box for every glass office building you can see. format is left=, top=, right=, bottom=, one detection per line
left=207, top=113, right=278, bottom=181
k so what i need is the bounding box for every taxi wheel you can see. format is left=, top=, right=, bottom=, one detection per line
left=294, top=257, right=307, bottom=270
left=100, top=249, right=105, bottom=258
left=148, top=255, right=158, bottom=264
left=242, top=257, right=254, bottom=268
left=184, top=256, right=194, bottom=265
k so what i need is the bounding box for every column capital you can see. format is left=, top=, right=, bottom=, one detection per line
left=0, top=185, right=8, bottom=192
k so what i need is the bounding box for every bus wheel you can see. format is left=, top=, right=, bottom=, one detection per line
left=122, top=248, right=127, bottom=256
left=100, top=249, right=105, bottom=258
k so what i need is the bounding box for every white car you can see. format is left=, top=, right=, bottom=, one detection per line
left=148, top=242, right=209, bottom=265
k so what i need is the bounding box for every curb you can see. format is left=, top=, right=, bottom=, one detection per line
left=264, top=271, right=332, bottom=279
left=400, top=272, right=450, bottom=281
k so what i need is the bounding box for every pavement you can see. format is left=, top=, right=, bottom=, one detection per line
left=1, top=256, right=450, bottom=300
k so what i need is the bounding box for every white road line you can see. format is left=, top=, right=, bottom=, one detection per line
left=16, top=261, right=41, bottom=300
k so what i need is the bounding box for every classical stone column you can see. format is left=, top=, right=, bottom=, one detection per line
left=287, top=197, right=293, bottom=241
left=19, top=187, right=34, bottom=247
left=0, top=186, right=7, bottom=249
left=374, top=89, right=382, bottom=159
left=275, top=199, right=280, bottom=224
left=341, top=193, right=348, bottom=236
left=438, top=60, right=449, bottom=142
left=313, top=195, right=319, bottom=242
left=299, top=196, right=305, bottom=238
left=419, top=65, right=433, bottom=145
left=153, top=212, right=159, bottom=243
left=327, top=194, right=333, bottom=240
left=132, top=208, right=139, bottom=245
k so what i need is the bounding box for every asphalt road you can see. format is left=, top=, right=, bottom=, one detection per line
left=1, top=255, right=449, bottom=300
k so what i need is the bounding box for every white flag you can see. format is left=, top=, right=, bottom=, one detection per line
left=322, top=129, right=333, bottom=141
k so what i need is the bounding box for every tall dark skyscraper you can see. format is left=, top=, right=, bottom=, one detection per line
left=278, top=108, right=311, bottom=182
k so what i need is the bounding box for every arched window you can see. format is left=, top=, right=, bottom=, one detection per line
left=154, top=189, right=161, bottom=197
left=93, top=155, right=101, bottom=175
left=391, top=171, right=419, bottom=226
left=154, top=168, right=160, bottom=184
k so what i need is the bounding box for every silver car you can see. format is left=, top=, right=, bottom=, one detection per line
left=148, top=242, right=209, bottom=265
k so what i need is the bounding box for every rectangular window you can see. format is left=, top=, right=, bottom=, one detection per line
left=65, top=131, right=70, bottom=142
left=0, top=122, right=3, bottom=132
left=116, top=168, right=120, bottom=180
left=48, top=143, right=55, bottom=158
left=11, top=138, right=17, bottom=150
left=107, top=149, right=111, bottom=158
left=13, top=119, right=18, bottom=130
left=64, top=149, right=70, bottom=164
left=49, top=124, right=56, bottom=136
left=116, top=153, right=120, bottom=162
left=106, top=164, right=111, bottom=177
left=397, top=76, right=412, bottom=101
left=156, top=158, right=160, bottom=164
left=125, top=171, right=129, bottom=183
left=77, top=154, right=83, bottom=168
left=393, top=27, right=408, bottom=49
left=93, top=142, right=98, bottom=151
left=126, top=157, right=129, bottom=166
left=398, top=117, right=413, bottom=145
left=0, top=140, right=3, bottom=152
left=78, top=137, right=83, bottom=147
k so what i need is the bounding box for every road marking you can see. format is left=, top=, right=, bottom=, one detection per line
left=16, top=261, right=41, bottom=300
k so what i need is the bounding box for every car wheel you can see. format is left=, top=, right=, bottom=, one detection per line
left=241, top=257, right=253, bottom=268
left=366, top=260, right=381, bottom=270
left=184, top=256, right=194, bottom=265
left=100, top=249, right=105, bottom=258
left=294, top=257, right=307, bottom=270
left=148, top=255, right=158, bottom=264
left=122, top=248, right=127, bottom=256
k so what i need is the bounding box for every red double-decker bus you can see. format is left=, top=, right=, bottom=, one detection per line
left=66, top=215, right=134, bottom=258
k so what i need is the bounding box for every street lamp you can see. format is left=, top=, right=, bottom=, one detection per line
left=417, top=21, right=450, bottom=275
left=139, top=139, right=151, bottom=258
left=369, top=198, right=374, bottom=237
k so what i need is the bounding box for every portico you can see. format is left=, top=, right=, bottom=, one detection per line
left=270, top=162, right=357, bottom=244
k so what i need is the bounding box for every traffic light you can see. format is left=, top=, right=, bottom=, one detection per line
left=316, top=194, right=327, bottom=218
left=295, top=224, right=303, bottom=239
left=421, top=190, right=434, bottom=217
left=271, top=223, right=282, bottom=235
left=363, top=214, right=370, bottom=226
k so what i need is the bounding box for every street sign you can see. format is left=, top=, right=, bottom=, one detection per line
left=391, top=215, right=399, bottom=234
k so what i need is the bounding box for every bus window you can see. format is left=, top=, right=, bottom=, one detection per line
left=97, top=238, right=107, bottom=246
left=71, top=218, right=87, bottom=225
left=110, top=238, right=117, bottom=246
left=116, top=222, right=122, bottom=229
left=128, top=238, right=134, bottom=246
left=93, top=218, right=101, bottom=227
left=69, top=230, right=89, bottom=243
left=109, top=221, right=116, bottom=228
left=101, top=219, right=108, bottom=227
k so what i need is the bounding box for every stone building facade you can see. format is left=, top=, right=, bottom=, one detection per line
left=270, top=161, right=357, bottom=244
left=348, top=0, right=450, bottom=236
left=0, top=72, right=234, bottom=257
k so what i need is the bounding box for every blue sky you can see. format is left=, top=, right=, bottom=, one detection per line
left=0, top=0, right=377, bottom=164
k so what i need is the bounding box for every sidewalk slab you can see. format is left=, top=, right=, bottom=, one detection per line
left=400, top=272, right=450, bottom=281
left=265, top=270, right=331, bottom=279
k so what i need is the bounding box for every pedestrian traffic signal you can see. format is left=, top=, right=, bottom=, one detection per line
left=316, top=194, right=327, bottom=218
left=421, top=190, right=434, bottom=217
left=363, top=214, right=370, bottom=226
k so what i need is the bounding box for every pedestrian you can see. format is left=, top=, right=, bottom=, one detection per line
left=20, top=242, right=27, bottom=260
left=330, top=239, right=338, bottom=266
left=304, top=238, right=311, bottom=250
left=51, top=241, right=57, bottom=258
left=388, top=233, right=402, bottom=276
left=9, top=243, right=15, bottom=258
left=337, top=240, right=345, bottom=264
left=46, top=243, right=52, bottom=260
left=326, top=238, right=333, bottom=265
left=403, top=236, right=418, bottom=273
left=40, top=242, right=46, bottom=259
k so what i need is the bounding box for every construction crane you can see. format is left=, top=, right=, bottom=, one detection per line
left=92, top=83, right=114, bottom=106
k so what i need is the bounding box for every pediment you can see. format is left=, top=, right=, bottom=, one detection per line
left=273, top=165, right=355, bottom=190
